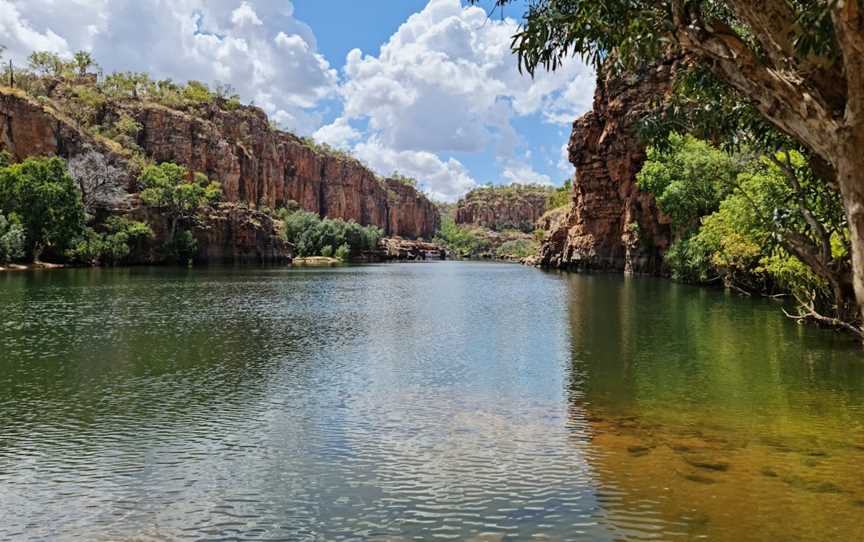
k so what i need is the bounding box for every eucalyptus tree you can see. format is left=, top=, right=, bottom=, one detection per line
left=474, top=0, right=864, bottom=324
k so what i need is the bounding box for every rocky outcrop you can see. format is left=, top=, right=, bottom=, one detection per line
left=0, top=88, right=439, bottom=244
left=455, top=185, right=551, bottom=233
left=125, top=102, right=437, bottom=239
left=379, top=237, right=446, bottom=261
left=539, top=58, right=682, bottom=273
left=120, top=202, right=292, bottom=264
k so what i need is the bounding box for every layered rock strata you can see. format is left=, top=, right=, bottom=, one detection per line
left=539, top=58, right=682, bottom=273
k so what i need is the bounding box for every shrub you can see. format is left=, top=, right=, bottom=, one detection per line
left=277, top=208, right=382, bottom=258
left=0, top=157, right=86, bottom=261
left=334, top=243, right=350, bottom=261
left=0, top=213, right=25, bottom=264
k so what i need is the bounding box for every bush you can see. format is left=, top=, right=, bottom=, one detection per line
left=277, top=208, right=382, bottom=258
left=547, top=179, right=572, bottom=209
left=334, top=243, right=350, bottom=261
left=65, top=217, right=153, bottom=266
left=0, top=213, right=25, bottom=264
left=433, top=216, right=490, bottom=258
left=0, top=157, right=86, bottom=261
left=496, top=239, right=539, bottom=260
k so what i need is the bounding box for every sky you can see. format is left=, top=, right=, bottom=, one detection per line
left=0, top=0, right=596, bottom=201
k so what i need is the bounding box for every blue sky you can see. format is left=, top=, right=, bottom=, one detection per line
left=0, top=0, right=595, bottom=200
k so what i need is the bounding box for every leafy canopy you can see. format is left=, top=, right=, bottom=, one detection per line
left=0, top=157, right=86, bottom=259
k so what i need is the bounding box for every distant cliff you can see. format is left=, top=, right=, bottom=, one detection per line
left=127, top=102, right=438, bottom=239
left=455, top=184, right=552, bottom=233
left=539, top=58, right=682, bottom=273
left=0, top=81, right=438, bottom=264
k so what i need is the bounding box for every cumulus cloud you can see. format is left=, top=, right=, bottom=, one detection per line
left=502, top=160, right=552, bottom=186
left=334, top=0, right=593, bottom=200
left=0, top=0, right=336, bottom=134
left=354, top=139, right=478, bottom=203
left=314, top=117, right=362, bottom=150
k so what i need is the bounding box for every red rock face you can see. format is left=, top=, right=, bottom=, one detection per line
left=129, top=103, right=438, bottom=239
left=539, top=58, right=681, bottom=274
left=455, top=188, right=550, bottom=233
left=0, top=90, right=442, bottom=264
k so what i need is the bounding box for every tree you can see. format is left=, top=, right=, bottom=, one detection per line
left=27, top=51, right=67, bottom=77
left=68, top=149, right=127, bottom=213
left=138, top=163, right=221, bottom=242
left=0, top=157, right=86, bottom=261
left=639, top=135, right=856, bottom=331
left=72, top=51, right=98, bottom=77
left=475, top=0, right=864, bottom=327
left=637, top=134, right=739, bottom=231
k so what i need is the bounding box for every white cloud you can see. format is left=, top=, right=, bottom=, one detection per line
left=334, top=0, right=594, bottom=200
left=502, top=161, right=553, bottom=186
left=354, top=139, right=477, bottom=202
left=314, top=117, right=361, bottom=150
left=0, top=0, right=337, bottom=134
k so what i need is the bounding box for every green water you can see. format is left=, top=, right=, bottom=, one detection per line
left=0, top=262, right=862, bottom=541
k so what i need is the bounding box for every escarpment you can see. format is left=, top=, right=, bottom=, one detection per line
left=455, top=185, right=552, bottom=233
left=123, top=102, right=439, bottom=239
left=539, top=58, right=682, bottom=274
left=0, top=87, right=439, bottom=261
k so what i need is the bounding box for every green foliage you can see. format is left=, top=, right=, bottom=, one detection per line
left=72, top=51, right=98, bottom=76
left=183, top=80, right=214, bottom=105
left=166, top=229, right=198, bottom=264
left=472, top=2, right=840, bottom=76
left=334, top=243, right=351, bottom=262
left=638, top=136, right=850, bottom=319
left=277, top=209, right=383, bottom=258
left=637, top=134, right=739, bottom=230
left=139, top=163, right=221, bottom=217
left=0, top=157, right=86, bottom=260
left=433, top=216, right=491, bottom=258
left=28, top=51, right=68, bottom=77
left=547, top=179, right=572, bottom=209
left=114, top=115, right=142, bottom=138
left=496, top=238, right=538, bottom=260
left=67, top=217, right=154, bottom=266
left=0, top=213, right=25, bottom=264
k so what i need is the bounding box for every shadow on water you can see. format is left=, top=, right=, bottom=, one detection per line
left=560, top=272, right=864, bottom=541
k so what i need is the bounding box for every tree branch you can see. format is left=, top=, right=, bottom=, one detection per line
left=671, top=7, right=842, bottom=163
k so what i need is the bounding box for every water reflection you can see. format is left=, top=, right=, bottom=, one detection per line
left=562, top=272, right=864, bottom=541
left=0, top=264, right=862, bottom=541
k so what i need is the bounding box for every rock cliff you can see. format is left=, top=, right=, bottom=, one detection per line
left=123, top=102, right=437, bottom=239
left=539, top=58, right=682, bottom=273
left=455, top=184, right=551, bottom=233
left=0, top=86, right=439, bottom=263
left=0, top=90, right=291, bottom=263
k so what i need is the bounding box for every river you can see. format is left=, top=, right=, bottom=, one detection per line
left=1, top=262, right=862, bottom=541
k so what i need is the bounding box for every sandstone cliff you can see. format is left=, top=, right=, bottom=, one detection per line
left=0, top=89, right=291, bottom=263
left=455, top=184, right=551, bottom=233
left=120, top=101, right=438, bottom=239
left=539, top=59, right=681, bottom=273
left=0, top=85, right=439, bottom=260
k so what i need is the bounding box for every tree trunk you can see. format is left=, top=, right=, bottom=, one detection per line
left=836, top=138, right=864, bottom=330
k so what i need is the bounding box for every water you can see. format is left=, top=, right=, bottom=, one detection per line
left=0, top=262, right=862, bottom=541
